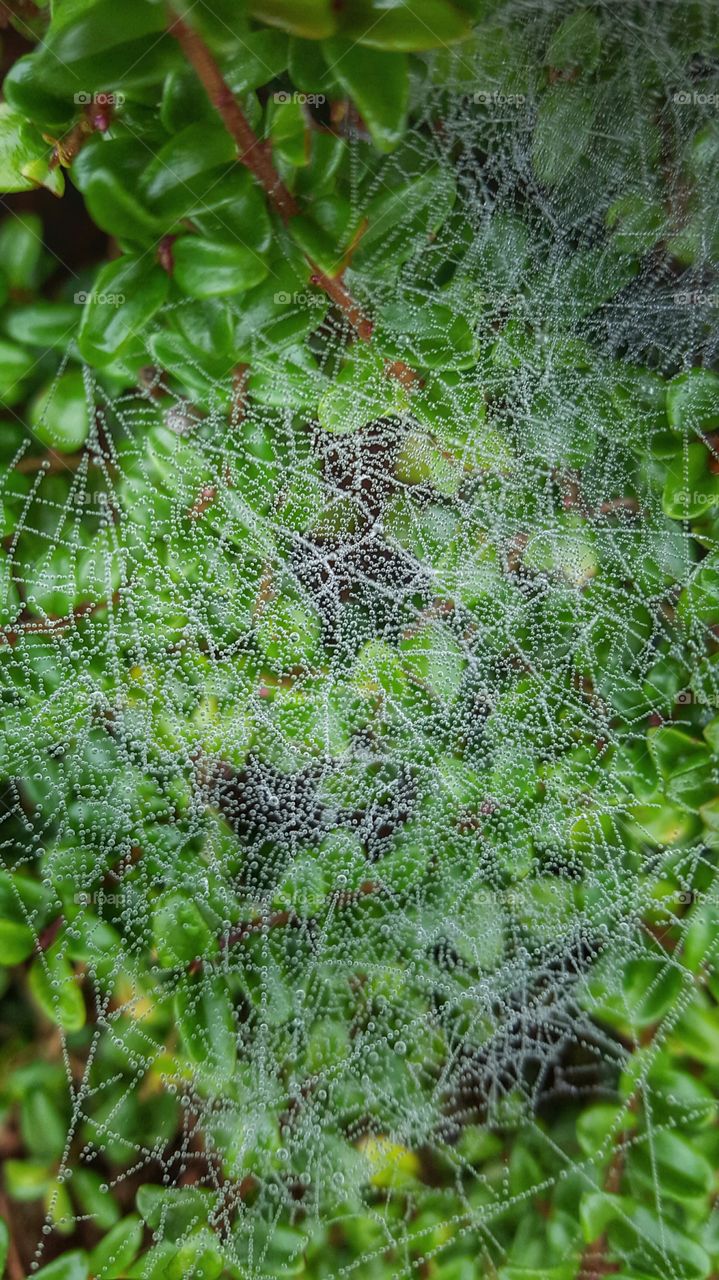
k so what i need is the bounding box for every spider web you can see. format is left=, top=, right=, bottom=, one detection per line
left=2, top=1, right=719, bottom=1275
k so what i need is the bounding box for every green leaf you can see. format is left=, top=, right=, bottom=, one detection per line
left=532, top=84, right=595, bottom=186
left=34, top=0, right=178, bottom=94
left=322, top=40, right=409, bottom=153
left=20, top=1089, right=67, bottom=1160
left=172, top=236, right=269, bottom=298
left=0, top=105, right=62, bottom=195
left=71, top=1170, right=121, bottom=1232
left=0, top=339, right=36, bottom=407
left=84, top=170, right=161, bottom=243
left=140, top=123, right=236, bottom=217
left=341, top=0, right=473, bottom=50
left=152, top=893, right=216, bottom=968
left=629, top=1129, right=713, bottom=1203
left=175, top=975, right=237, bottom=1080
left=5, top=1158, right=55, bottom=1201
left=606, top=193, right=666, bottom=256
left=255, top=596, right=323, bottom=668
left=671, top=1000, right=719, bottom=1064
left=77, top=254, right=168, bottom=366
left=0, top=212, right=44, bottom=290
left=648, top=726, right=711, bottom=778
left=136, top=1185, right=211, bottom=1239
left=89, top=1215, right=143, bottom=1279
left=5, top=301, right=79, bottom=348
left=270, top=98, right=309, bottom=167
left=662, top=441, right=719, bottom=518
left=28, top=946, right=86, bottom=1032
left=248, top=0, right=338, bottom=38
left=666, top=369, right=719, bottom=433
left=0, top=1220, right=7, bottom=1277
left=33, top=1251, right=89, bottom=1280
left=225, top=29, right=290, bottom=92
left=318, top=346, right=408, bottom=432
left=350, top=167, right=455, bottom=269
left=28, top=370, right=91, bottom=453
left=545, top=9, right=601, bottom=72
left=0, top=918, right=35, bottom=964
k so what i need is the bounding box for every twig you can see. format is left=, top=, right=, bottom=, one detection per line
left=1, top=589, right=121, bottom=646
left=166, top=10, right=416, bottom=383
left=15, top=449, right=87, bottom=474
left=189, top=882, right=380, bottom=974
left=309, top=269, right=374, bottom=341
left=47, top=100, right=114, bottom=169
left=0, top=1187, right=25, bottom=1280
left=167, top=12, right=298, bottom=222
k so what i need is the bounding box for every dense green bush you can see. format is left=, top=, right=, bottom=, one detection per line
left=0, top=1, right=719, bottom=1276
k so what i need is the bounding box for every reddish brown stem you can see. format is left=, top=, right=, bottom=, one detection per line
left=0, top=1188, right=24, bottom=1280
left=37, top=915, right=64, bottom=952
left=309, top=269, right=374, bottom=342
left=189, top=882, right=379, bottom=973
left=1, top=590, right=121, bottom=646
left=231, top=362, right=249, bottom=424
left=168, top=12, right=298, bottom=222
left=166, top=10, right=422, bottom=377
left=48, top=101, right=113, bottom=169
left=15, top=449, right=87, bottom=474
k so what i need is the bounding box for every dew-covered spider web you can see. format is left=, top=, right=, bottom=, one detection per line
left=2, top=1, right=719, bottom=1274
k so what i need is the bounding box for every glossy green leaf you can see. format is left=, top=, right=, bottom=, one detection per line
left=248, top=0, right=338, bottom=38
left=532, top=84, right=594, bottom=186
left=28, top=370, right=91, bottom=453
left=152, top=893, right=216, bottom=967
left=78, top=254, right=168, bottom=366
left=172, top=236, right=269, bottom=298
left=28, top=947, right=86, bottom=1032
left=666, top=369, right=719, bottom=434
left=322, top=40, right=409, bottom=153
left=89, top=1215, right=143, bottom=1279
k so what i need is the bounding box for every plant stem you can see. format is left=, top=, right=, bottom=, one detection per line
left=1, top=590, right=121, bottom=646
left=48, top=100, right=113, bottom=169
left=0, top=1188, right=24, bottom=1280
left=166, top=8, right=418, bottom=382
left=167, top=12, right=298, bottom=222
